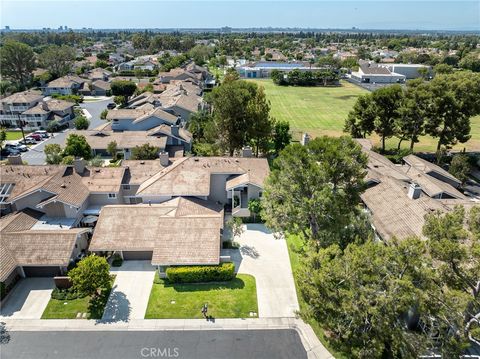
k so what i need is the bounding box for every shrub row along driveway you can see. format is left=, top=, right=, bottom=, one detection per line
left=223, top=223, right=300, bottom=318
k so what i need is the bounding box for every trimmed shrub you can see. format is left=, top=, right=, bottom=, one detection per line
left=111, top=253, right=123, bottom=267
left=166, top=262, right=235, bottom=283
left=51, top=287, right=86, bottom=300
left=222, top=241, right=240, bottom=249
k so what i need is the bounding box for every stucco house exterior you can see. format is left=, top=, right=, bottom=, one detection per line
left=43, top=75, right=87, bottom=95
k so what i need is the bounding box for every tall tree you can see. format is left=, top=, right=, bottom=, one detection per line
left=44, top=143, right=63, bottom=164
left=0, top=40, right=35, bottom=88
left=247, top=86, right=274, bottom=157
left=0, top=128, right=6, bottom=152
left=110, top=80, right=137, bottom=106
left=449, top=154, right=471, bottom=186
left=210, top=80, right=257, bottom=155
left=73, top=115, right=90, bottom=130
left=372, top=85, right=403, bottom=152
left=272, top=120, right=292, bottom=155
left=395, top=79, right=430, bottom=150
left=63, top=134, right=92, bottom=159
left=262, top=136, right=367, bottom=249
left=131, top=143, right=159, bottom=160
left=69, top=255, right=111, bottom=296
left=344, top=94, right=376, bottom=138
left=38, top=45, right=76, bottom=78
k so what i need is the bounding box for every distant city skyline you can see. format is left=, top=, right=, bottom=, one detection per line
left=0, top=0, right=480, bottom=30
left=1, top=1, right=479, bottom=31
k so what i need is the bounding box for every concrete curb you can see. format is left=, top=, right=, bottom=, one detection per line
left=1, top=317, right=333, bottom=359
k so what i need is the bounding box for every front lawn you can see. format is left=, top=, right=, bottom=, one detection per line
left=145, top=273, right=258, bottom=319
left=5, top=131, right=29, bottom=140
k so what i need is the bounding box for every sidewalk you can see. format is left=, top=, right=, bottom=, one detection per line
left=2, top=317, right=334, bottom=359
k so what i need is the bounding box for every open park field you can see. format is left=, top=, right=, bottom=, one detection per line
left=248, top=79, right=480, bottom=152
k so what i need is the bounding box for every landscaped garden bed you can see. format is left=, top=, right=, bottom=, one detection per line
left=145, top=273, right=258, bottom=319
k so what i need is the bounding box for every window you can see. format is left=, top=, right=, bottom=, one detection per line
left=108, top=193, right=117, bottom=198
left=259, top=191, right=263, bottom=198
left=123, top=184, right=130, bottom=190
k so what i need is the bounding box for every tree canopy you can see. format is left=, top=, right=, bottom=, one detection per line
left=63, top=134, right=92, bottom=160
left=0, top=40, right=35, bottom=88
left=38, top=45, right=76, bottom=78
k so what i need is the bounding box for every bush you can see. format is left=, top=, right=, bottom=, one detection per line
left=51, top=287, right=86, bottom=300
left=222, top=241, right=240, bottom=249
left=111, top=253, right=123, bottom=267
left=166, top=262, right=235, bottom=283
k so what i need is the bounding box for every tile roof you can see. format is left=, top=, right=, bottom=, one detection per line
left=137, top=157, right=270, bottom=197
left=47, top=75, right=85, bottom=88
left=403, top=154, right=461, bottom=186
left=66, top=130, right=167, bottom=151
left=0, top=90, right=43, bottom=104
left=89, top=197, right=223, bottom=265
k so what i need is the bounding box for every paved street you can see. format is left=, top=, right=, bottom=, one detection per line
left=21, top=97, right=111, bottom=165
left=0, top=329, right=307, bottom=359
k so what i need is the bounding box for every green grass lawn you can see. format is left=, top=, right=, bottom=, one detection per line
left=286, top=234, right=350, bottom=359
left=145, top=273, right=258, bottom=319
left=42, top=295, right=93, bottom=319
left=5, top=131, right=29, bottom=140
left=248, top=79, right=480, bottom=152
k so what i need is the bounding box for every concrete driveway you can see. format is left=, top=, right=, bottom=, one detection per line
left=0, top=278, right=54, bottom=319
left=102, top=261, right=156, bottom=322
left=223, top=224, right=299, bottom=318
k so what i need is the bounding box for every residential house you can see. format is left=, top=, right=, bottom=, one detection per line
left=86, top=67, right=112, bottom=82
left=357, top=140, right=476, bottom=241
left=0, top=91, right=75, bottom=130
left=90, top=80, right=111, bottom=96
left=0, top=90, right=44, bottom=127
left=43, top=75, right=88, bottom=95
left=106, top=107, right=179, bottom=131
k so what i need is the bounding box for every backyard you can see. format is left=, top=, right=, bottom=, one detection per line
left=145, top=273, right=258, bottom=319
left=248, top=79, right=480, bottom=152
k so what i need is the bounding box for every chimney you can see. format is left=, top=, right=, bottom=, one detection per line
left=171, top=124, right=180, bottom=137
left=159, top=151, right=169, bottom=167
left=242, top=146, right=252, bottom=158
left=408, top=183, right=422, bottom=200
left=7, top=155, right=22, bottom=165
left=73, top=158, right=86, bottom=174
left=301, top=133, right=310, bottom=146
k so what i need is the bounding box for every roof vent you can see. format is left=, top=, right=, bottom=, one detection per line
left=140, top=161, right=145, bottom=164
left=408, top=182, right=421, bottom=200
left=61, top=183, right=67, bottom=188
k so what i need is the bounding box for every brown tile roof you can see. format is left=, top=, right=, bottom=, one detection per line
left=91, top=80, right=111, bottom=91
left=1, top=90, right=43, bottom=104
left=147, top=124, right=192, bottom=143
left=81, top=167, right=125, bottom=193
left=47, top=75, right=85, bottom=88
left=122, top=159, right=177, bottom=185
left=45, top=99, right=74, bottom=112
left=89, top=197, right=223, bottom=265
left=106, top=107, right=178, bottom=124
left=0, top=209, right=43, bottom=233
left=403, top=155, right=461, bottom=186
left=137, top=157, right=270, bottom=197
left=67, top=130, right=167, bottom=151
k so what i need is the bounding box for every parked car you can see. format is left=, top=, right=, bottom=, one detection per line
left=15, top=144, right=28, bottom=152
left=5, top=143, right=28, bottom=152
left=34, top=130, right=49, bottom=138
left=107, top=103, right=116, bottom=109
left=1, top=148, right=20, bottom=157
left=27, top=134, right=42, bottom=141
left=20, top=138, right=37, bottom=145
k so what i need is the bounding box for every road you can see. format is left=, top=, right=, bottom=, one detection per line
left=21, top=97, right=112, bottom=165
left=0, top=329, right=307, bottom=359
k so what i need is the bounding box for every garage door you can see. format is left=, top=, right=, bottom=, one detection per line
left=122, top=251, right=153, bottom=260
left=23, top=266, right=61, bottom=277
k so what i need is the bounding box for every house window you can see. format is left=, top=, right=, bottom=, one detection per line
left=108, top=193, right=117, bottom=198
left=123, top=184, right=130, bottom=190
left=258, top=191, right=263, bottom=198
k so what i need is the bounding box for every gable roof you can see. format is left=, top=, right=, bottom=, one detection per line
left=0, top=90, right=43, bottom=104
left=89, top=197, right=223, bottom=265
left=403, top=155, right=462, bottom=186
left=137, top=157, right=270, bottom=197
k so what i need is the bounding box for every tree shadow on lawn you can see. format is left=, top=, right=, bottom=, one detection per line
left=161, top=277, right=246, bottom=293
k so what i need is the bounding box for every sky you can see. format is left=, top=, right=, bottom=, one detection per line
left=1, top=0, right=479, bottom=31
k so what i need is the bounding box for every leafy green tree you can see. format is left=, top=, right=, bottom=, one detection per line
left=459, top=52, right=480, bottom=72
left=449, top=154, right=471, bottom=185
left=299, top=238, right=439, bottom=358
left=372, top=85, right=403, bottom=152
left=189, top=45, right=214, bottom=66
left=226, top=217, right=244, bottom=241
left=89, top=155, right=104, bottom=167
left=262, top=136, right=367, bottom=249
left=247, top=86, right=274, bottom=157
left=106, top=141, right=118, bottom=159
left=95, top=60, right=109, bottom=69
left=46, top=120, right=61, bottom=133
left=63, top=134, right=92, bottom=160
left=111, top=80, right=137, bottom=106
left=131, top=143, right=159, bottom=160
left=0, top=40, right=35, bottom=88
left=132, top=33, right=150, bottom=50
left=248, top=198, right=262, bottom=222
left=395, top=79, right=430, bottom=150
left=469, top=206, right=480, bottom=238
left=344, top=94, right=376, bottom=138
left=74, top=115, right=90, bottom=130
left=434, top=63, right=454, bottom=74
left=44, top=143, right=63, bottom=164
left=272, top=120, right=291, bottom=154
left=210, top=80, right=257, bottom=155
left=38, top=45, right=76, bottom=78
left=69, top=255, right=111, bottom=296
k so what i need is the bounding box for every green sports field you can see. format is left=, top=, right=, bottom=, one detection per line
left=248, top=79, right=480, bottom=152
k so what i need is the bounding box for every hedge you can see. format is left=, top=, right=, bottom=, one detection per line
left=166, top=262, right=235, bottom=283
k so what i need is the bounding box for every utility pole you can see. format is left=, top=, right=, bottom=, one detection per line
left=16, top=113, right=27, bottom=144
